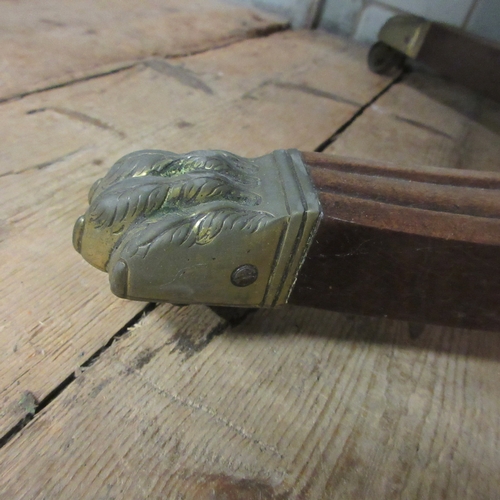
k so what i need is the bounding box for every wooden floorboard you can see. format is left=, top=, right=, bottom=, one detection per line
left=0, top=0, right=286, bottom=102
left=1, top=305, right=499, bottom=499
left=0, top=30, right=390, bottom=440
left=326, top=71, right=500, bottom=172
left=2, top=4, right=499, bottom=498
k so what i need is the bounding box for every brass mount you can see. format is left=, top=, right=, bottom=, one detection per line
left=74, top=149, right=321, bottom=307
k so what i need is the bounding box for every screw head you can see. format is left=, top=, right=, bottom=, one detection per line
left=231, top=264, right=258, bottom=287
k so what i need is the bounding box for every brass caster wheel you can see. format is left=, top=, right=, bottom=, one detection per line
left=368, top=41, right=406, bottom=75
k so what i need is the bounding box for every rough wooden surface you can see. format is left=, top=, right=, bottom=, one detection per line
left=1, top=305, right=499, bottom=499
left=1, top=4, right=499, bottom=499
left=326, top=72, right=500, bottom=172
left=0, top=0, right=286, bottom=101
left=0, top=30, right=389, bottom=439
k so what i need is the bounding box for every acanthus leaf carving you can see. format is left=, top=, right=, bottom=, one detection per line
left=128, top=207, right=274, bottom=258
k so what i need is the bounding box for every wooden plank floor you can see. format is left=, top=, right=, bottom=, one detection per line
left=0, top=0, right=285, bottom=102
left=327, top=71, right=500, bottom=171
left=1, top=2, right=499, bottom=499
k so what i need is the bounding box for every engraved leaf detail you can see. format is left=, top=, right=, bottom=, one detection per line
left=85, top=149, right=271, bottom=261
left=89, top=177, right=171, bottom=228
left=97, top=150, right=258, bottom=194
left=130, top=208, right=273, bottom=258
left=89, top=173, right=261, bottom=228
left=151, top=151, right=258, bottom=185
left=91, top=150, right=179, bottom=200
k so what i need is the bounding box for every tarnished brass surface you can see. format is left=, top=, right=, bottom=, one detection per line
left=378, top=14, right=431, bottom=58
left=74, top=149, right=321, bottom=307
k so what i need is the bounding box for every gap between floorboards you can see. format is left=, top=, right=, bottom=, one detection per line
left=0, top=44, right=403, bottom=450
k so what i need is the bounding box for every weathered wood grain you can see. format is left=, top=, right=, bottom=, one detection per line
left=0, top=0, right=286, bottom=101
left=1, top=304, right=498, bottom=499
left=326, top=72, right=500, bottom=172
left=0, top=31, right=389, bottom=178
left=0, top=31, right=390, bottom=437
left=4, top=14, right=496, bottom=499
